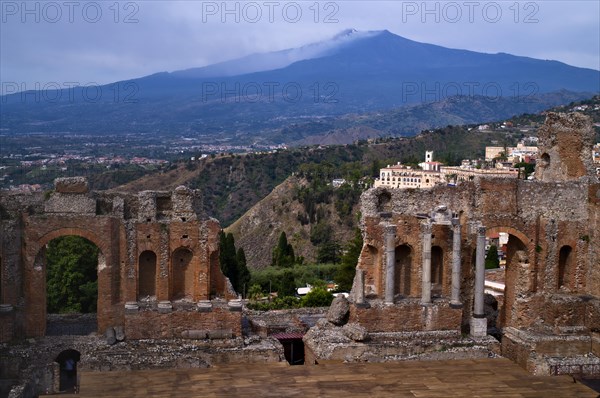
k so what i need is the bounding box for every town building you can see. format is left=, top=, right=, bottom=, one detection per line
left=374, top=152, right=520, bottom=189
left=485, top=142, right=538, bottom=162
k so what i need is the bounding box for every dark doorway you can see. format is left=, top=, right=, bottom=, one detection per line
left=273, top=333, right=305, bottom=365
left=138, top=250, right=157, bottom=299
left=558, top=245, right=574, bottom=290
left=55, top=349, right=80, bottom=393
left=431, top=246, right=443, bottom=297
left=395, top=245, right=412, bottom=297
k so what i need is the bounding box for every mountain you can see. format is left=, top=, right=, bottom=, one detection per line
left=171, top=29, right=378, bottom=79
left=289, top=91, right=594, bottom=145
left=1, top=30, right=598, bottom=141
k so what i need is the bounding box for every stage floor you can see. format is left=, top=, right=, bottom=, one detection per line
left=61, top=358, right=598, bottom=397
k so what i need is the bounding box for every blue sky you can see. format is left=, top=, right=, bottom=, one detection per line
left=1, top=1, right=599, bottom=92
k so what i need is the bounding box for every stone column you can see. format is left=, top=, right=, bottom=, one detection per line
left=450, top=218, right=462, bottom=307
left=471, top=225, right=488, bottom=337
left=384, top=224, right=396, bottom=304
left=355, top=269, right=365, bottom=305
left=421, top=222, right=432, bottom=304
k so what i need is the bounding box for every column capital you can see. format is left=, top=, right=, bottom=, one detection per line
left=477, top=226, right=486, bottom=236
left=383, top=224, right=397, bottom=235
left=421, top=221, right=432, bottom=234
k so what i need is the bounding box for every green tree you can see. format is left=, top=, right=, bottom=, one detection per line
left=219, top=231, right=239, bottom=292
left=336, top=229, right=363, bottom=291
left=485, top=245, right=500, bottom=269
left=46, top=236, right=99, bottom=313
left=272, top=231, right=296, bottom=268
left=514, top=162, right=535, bottom=179
left=301, top=285, right=334, bottom=307
left=278, top=269, right=297, bottom=297
left=310, top=221, right=332, bottom=246
left=236, top=247, right=251, bottom=297
left=317, top=241, right=341, bottom=264
left=248, top=284, right=263, bottom=302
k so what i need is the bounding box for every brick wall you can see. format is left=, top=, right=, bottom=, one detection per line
left=349, top=301, right=461, bottom=333
left=124, top=307, right=242, bottom=339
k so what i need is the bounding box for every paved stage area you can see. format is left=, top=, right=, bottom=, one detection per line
left=64, top=358, right=598, bottom=397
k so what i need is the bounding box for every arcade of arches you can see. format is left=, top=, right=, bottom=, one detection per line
left=348, top=113, right=600, bottom=374
left=0, top=180, right=238, bottom=343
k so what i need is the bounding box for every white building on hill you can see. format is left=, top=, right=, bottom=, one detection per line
left=374, top=151, right=519, bottom=189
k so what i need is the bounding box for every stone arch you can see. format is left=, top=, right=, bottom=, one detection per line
left=540, top=153, right=550, bottom=167
left=172, top=247, right=194, bottom=300
left=558, top=245, right=575, bottom=291
left=138, top=250, right=157, bottom=299
left=394, top=244, right=413, bottom=297
left=55, top=349, right=80, bottom=392
left=501, top=234, right=529, bottom=328
left=431, top=246, right=444, bottom=297
left=37, top=228, right=109, bottom=258
left=482, top=225, right=533, bottom=329
left=485, top=226, right=532, bottom=250
left=360, top=244, right=382, bottom=298
left=25, top=229, right=107, bottom=337
left=376, top=190, right=392, bottom=213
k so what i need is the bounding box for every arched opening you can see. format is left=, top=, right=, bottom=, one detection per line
left=359, top=244, right=381, bottom=298
left=395, top=245, right=412, bottom=297
left=55, top=349, right=80, bottom=393
left=479, top=227, right=532, bottom=332
left=558, top=245, right=574, bottom=290
left=376, top=191, right=392, bottom=213
left=172, top=248, right=194, bottom=300
left=540, top=153, right=550, bottom=167
left=45, top=236, right=100, bottom=336
left=431, top=246, right=443, bottom=297
left=138, top=250, right=157, bottom=300
left=499, top=234, right=528, bottom=328
left=209, top=250, right=220, bottom=298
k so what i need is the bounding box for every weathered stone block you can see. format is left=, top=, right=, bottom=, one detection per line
left=327, top=296, right=350, bottom=326
left=470, top=317, right=487, bottom=337
left=44, top=193, right=96, bottom=214
left=342, top=323, right=368, bottom=341
left=54, top=177, right=89, bottom=194
left=208, top=329, right=233, bottom=339
left=181, top=330, right=208, bottom=339
left=105, top=327, right=116, bottom=345
left=114, top=326, right=125, bottom=342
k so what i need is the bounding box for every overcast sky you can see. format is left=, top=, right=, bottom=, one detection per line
left=1, top=0, right=599, bottom=93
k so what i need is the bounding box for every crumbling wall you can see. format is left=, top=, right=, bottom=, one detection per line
left=0, top=179, right=235, bottom=343
left=536, top=112, right=597, bottom=182
left=350, top=112, right=600, bottom=374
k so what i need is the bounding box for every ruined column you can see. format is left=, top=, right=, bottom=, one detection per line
left=421, top=222, right=432, bottom=305
left=471, top=225, right=488, bottom=337
left=384, top=224, right=396, bottom=304
left=355, top=269, right=365, bottom=305
left=450, top=218, right=462, bottom=307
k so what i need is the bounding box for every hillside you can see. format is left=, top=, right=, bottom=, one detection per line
left=224, top=176, right=358, bottom=269
left=113, top=95, right=600, bottom=233
left=115, top=125, right=513, bottom=226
